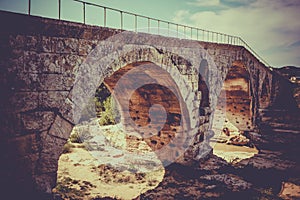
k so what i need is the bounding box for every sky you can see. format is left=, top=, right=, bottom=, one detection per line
left=0, top=0, right=299, bottom=67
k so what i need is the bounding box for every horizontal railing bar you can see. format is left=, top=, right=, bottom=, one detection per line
left=73, top=0, right=237, bottom=39
left=20, top=0, right=270, bottom=66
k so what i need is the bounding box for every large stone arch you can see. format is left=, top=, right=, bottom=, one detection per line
left=35, top=37, right=216, bottom=192
left=102, top=61, right=191, bottom=158
left=71, top=45, right=201, bottom=160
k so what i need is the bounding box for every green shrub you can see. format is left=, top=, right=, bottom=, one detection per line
left=77, top=83, right=121, bottom=125
left=69, top=132, right=81, bottom=143
left=69, top=129, right=92, bottom=143
left=98, top=96, right=120, bottom=126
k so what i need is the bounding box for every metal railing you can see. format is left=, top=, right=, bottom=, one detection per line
left=24, top=0, right=269, bottom=66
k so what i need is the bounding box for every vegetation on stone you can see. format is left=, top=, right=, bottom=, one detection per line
left=79, top=83, right=120, bottom=125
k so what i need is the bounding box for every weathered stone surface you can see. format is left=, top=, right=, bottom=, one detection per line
left=52, top=37, right=79, bottom=54
left=21, top=111, right=55, bottom=131
left=199, top=154, right=229, bottom=171
left=39, top=74, right=63, bottom=91
left=200, top=174, right=252, bottom=191
left=78, top=39, right=99, bottom=55
left=9, top=92, right=39, bottom=112
left=39, top=91, right=69, bottom=109
left=34, top=172, right=57, bottom=194
left=236, top=150, right=296, bottom=170
left=15, top=72, right=40, bottom=91
left=23, top=51, right=41, bottom=73
left=48, top=115, right=73, bottom=140
left=7, top=133, right=39, bottom=157
left=37, top=131, right=67, bottom=174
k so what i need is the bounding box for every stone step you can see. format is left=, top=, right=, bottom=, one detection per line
left=259, top=109, right=300, bottom=128
left=261, top=116, right=300, bottom=124
left=260, top=121, right=300, bottom=133
left=271, top=128, right=300, bottom=134
left=268, top=121, right=300, bottom=129
left=260, top=110, right=299, bottom=117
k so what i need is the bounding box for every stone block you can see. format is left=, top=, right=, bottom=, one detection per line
left=23, top=51, right=40, bottom=73
left=9, top=35, right=25, bottom=49
left=39, top=73, right=63, bottom=91
left=61, top=54, right=83, bottom=74
left=37, top=131, right=67, bottom=174
left=40, top=53, right=61, bottom=73
left=21, top=111, right=55, bottom=131
left=78, top=39, right=98, bottom=56
left=62, top=75, right=75, bottom=91
left=15, top=72, right=41, bottom=91
left=7, top=133, right=39, bottom=157
left=34, top=173, right=57, bottom=194
left=52, top=37, right=79, bottom=54
left=39, top=91, right=68, bottom=109
left=0, top=113, right=23, bottom=136
left=41, top=36, right=53, bottom=53
left=48, top=115, right=73, bottom=140
left=9, top=92, right=39, bottom=112
left=25, top=35, right=40, bottom=51
left=59, top=97, right=75, bottom=124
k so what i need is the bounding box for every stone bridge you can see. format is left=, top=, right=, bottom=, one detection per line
left=0, top=11, right=291, bottom=198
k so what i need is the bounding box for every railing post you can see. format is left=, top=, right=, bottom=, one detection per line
left=202, top=30, right=204, bottom=40
left=135, top=14, right=137, bottom=32
left=120, top=11, right=123, bottom=30
left=167, top=22, right=170, bottom=37
left=83, top=2, right=86, bottom=24
left=207, top=31, right=209, bottom=41
left=158, top=20, right=160, bottom=35
left=148, top=17, right=150, bottom=33
left=104, top=7, right=106, bottom=27
left=176, top=24, right=178, bottom=38
left=197, top=29, right=199, bottom=40
left=58, top=0, right=61, bottom=20
left=190, top=27, right=192, bottom=39
left=28, top=0, right=31, bottom=15
left=184, top=26, right=186, bottom=39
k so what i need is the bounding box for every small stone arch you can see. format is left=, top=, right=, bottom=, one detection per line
left=260, top=76, right=270, bottom=109
left=214, top=60, right=254, bottom=132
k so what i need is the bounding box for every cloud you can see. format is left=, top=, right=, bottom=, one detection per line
left=220, top=0, right=256, bottom=7
left=289, top=40, right=300, bottom=48
left=172, top=0, right=300, bottom=67
left=187, top=0, right=221, bottom=7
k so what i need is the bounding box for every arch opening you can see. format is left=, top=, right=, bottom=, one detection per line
left=222, top=61, right=253, bottom=131
left=55, top=61, right=192, bottom=199
left=210, top=61, right=258, bottom=163
left=260, top=77, right=270, bottom=109
left=198, top=59, right=210, bottom=116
